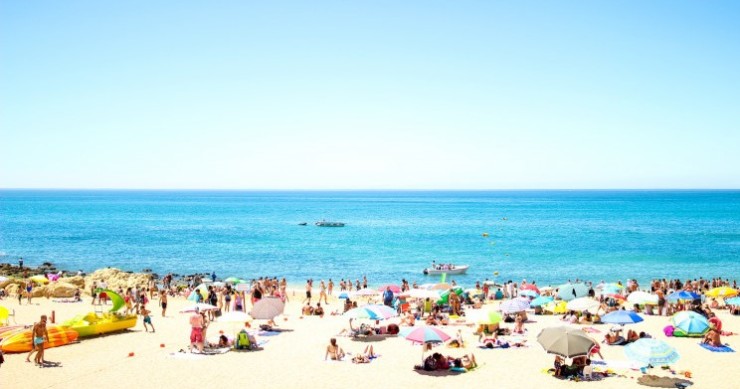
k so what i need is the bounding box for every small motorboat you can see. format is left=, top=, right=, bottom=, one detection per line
left=315, top=221, right=345, bottom=227
left=298, top=222, right=308, bottom=226
left=423, top=265, right=470, bottom=275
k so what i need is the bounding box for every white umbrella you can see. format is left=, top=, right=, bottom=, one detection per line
left=566, top=297, right=600, bottom=313
left=217, top=311, right=252, bottom=323
left=627, top=291, right=659, bottom=305
left=500, top=298, right=531, bottom=314
left=250, top=297, right=285, bottom=320
left=180, top=303, right=218, bottom=313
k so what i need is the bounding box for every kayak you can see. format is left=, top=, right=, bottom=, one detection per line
left=0, top=325, right=24, bottom=341
left=0, top=325, right=79, bottom=353
left=62, top=312, right=138, bottom=337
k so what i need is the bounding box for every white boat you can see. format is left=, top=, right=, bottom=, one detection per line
left=423, top=265, right=469, bottom=275
left=315, top=220, right=345, bottom=227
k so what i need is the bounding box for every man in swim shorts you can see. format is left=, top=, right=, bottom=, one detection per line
left=189, top=308, right=204, bottom=353
left=26, top=315, right=49, bottom=365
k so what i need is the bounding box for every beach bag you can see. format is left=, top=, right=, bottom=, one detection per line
left=236, top=331, right=250, bottom=349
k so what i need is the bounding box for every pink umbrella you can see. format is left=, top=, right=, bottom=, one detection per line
left=377, top=284, right=402, bottom=294
left=403, top=326, right=451, bottom=345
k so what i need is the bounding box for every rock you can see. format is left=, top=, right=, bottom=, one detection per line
left=45, top=282, right=78, bottom=298
left=59, top=276, right=85, bottom=288
left=4, top=283, right=20, bottom=296
left=84, top=268, right=154, bottom=293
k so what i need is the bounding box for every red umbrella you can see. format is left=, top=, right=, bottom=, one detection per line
left=377, top=284, right=402, bottom=294
left=521, top=284, right=540, bottom=294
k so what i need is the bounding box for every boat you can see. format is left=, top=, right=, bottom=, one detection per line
left=298, top=222, right=308, bottom=226
left=422, top=265, right=470, bottom=275
left=315, top=220, right=345, bottom=227
left=0, top=325, right=79, bottom=353
left=61, top=312, right=138, bottom=338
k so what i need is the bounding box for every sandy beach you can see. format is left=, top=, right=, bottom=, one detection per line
left=2, top=283, right=739, bottom=389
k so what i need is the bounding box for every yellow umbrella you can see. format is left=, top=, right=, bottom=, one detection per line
left=706, top=287, right=738, bottom=298
left=544, top=301, right=567, bottom=314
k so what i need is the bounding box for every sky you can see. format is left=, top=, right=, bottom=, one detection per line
left=1, top=1, right=739, bottom=189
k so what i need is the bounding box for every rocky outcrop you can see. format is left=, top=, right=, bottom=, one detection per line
left=84, top=268, right=153, bottom=293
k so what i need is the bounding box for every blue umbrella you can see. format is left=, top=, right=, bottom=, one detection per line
left=519, top=290, right=539, bottom=298
left=530, top=296, right=554, bottom=307
left=725, top=297, right=740, bottom=306
left=601, top=310, right=644, bottom=325
left=667, top=291, right=699, bottom=302
left=672, top=311, right=709, bottom=335
left=557, top=283, right=590, bottom=302
left=625, top=338, right=680, bottom=365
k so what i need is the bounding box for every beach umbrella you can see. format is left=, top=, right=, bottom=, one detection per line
left=377, top=284, right=402, bottom=294
left=666, top=291, right=700, bottom=303
left=335, top=291, right=351, bottom=299
left=224, top=277, right=240, bottom=284
left=187, top=288, right=209, bottom=302
left=556, top=283, right=589, bottom=302
left=530, top=296, right=554, bottom=307
left=599, top=283, right=624, bottom=295
left=521, top=284, right=540, bottom=294
left=519, top=290, right=539, bottom=298
left=500, top=298, right=531, bottom=314
left=343, top=304, right=398, bottom=321
left=473, top=310, right=503, bottom=325
left=403, top=326, right=451, bottom=345
left=601, top=310, right=644, bottom=325
left=0, top=276, right=8, bottom=282
left=251, top=297, right=285, bottom=320
left=627, top=291, right=659, bottom=305
left=212, top=281, right=225, bottom=287
left=217, top=311, right=252, bottom=323
left=539, top=286, right=554, bottom=293
left=180, top=303, right=218, bottom=313
left=405, top=288, right=440, bottom=300
left=605, top=293, right=626, bottom=302
left=625, top=338, right=680, bottom=366
left=543, top=301, right=567, bottom=314
left=725, top=297, right=740, bottom=306
left=705, top=287, right=738, bottom=298
left=671, top=311, right=709, bottom=335
left=537, top=326, right=596, bottom=358
left=566, top=297, right=600, bottom=313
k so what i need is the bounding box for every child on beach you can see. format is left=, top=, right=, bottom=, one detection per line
left=141, top=305, right=155, bottom=333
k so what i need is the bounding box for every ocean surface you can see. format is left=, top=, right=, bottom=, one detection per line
left=1, top=190, right=739, bottom=287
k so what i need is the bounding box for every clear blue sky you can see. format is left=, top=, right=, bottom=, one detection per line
left=1, top=1, right=738, bottom=189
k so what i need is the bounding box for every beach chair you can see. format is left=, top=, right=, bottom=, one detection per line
left=0, top=308, right=15, bottom=325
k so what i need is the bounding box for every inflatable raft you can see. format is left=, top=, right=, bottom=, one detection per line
left=0, top=325, right=79, bottom=353
left=62, top=312, right=137, bottom=337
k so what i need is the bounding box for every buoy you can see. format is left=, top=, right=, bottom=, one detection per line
left=128, top=352, right=135, bottom=357
left=160, top=344, right=165, bottom=348
left=494, top=271, right=499, bottom=276
left=482, top=232, right=489, bottom=237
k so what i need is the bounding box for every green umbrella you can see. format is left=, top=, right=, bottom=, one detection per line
left=475, top=310, right=503, bottom=325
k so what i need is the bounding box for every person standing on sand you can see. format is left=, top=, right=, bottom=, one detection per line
left=26, top=281, right=33, bottom=305
left=19, top=257, right=23, bottom=269
left=327, top=279, right=334, bottom=298
left=26, top=315, right=49, bottom=365
left=160, top=291, right=168, bottom=317
left=189, top=308, right=204, bottom=353
left=303, top=280, right=312, bottom=304
left=319, top=280, right=329, bottom=305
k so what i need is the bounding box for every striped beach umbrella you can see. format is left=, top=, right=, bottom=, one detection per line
left=343, top=304, right=397, bottom=320
left=403, top=326, right=451, bottom=345
left=706, top=287, right=738, bottom=298
left=601, top=310, right=644, bottom=325
left=625, top=338, right=680, bottom=365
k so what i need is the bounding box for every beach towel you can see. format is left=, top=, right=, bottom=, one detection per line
left=258, top=331, right=282, bottom=337
left=699, top=343, right=734, bottom=352
left=582, top=327, right=601, bottom=334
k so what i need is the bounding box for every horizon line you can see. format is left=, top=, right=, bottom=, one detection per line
left=1, top=187, right=739, bottom=191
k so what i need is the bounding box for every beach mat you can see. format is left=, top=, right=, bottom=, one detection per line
left=637, top=375, right=693, bottom=388
left=699, top=343, right=734, bottom=352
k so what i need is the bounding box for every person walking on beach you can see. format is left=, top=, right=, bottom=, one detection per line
left=303, top=280, right=312, bottom=304
left=383, top=287, right=394, bottom=307
left=141, top=305, right=155, bottom=333
left=319, top=280, right=329, bottom=305
left=26, top=315, right=49, bottom=365
left=189, top=308, right=204, bottom=353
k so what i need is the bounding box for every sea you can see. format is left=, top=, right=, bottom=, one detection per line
left=1, top=190, right=739, bottom=288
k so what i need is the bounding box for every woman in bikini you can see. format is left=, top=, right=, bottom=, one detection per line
left=325, top=338, right=345, bottom=361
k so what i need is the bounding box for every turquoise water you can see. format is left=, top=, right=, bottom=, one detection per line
left=1, top=190, right=738, bottom=286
